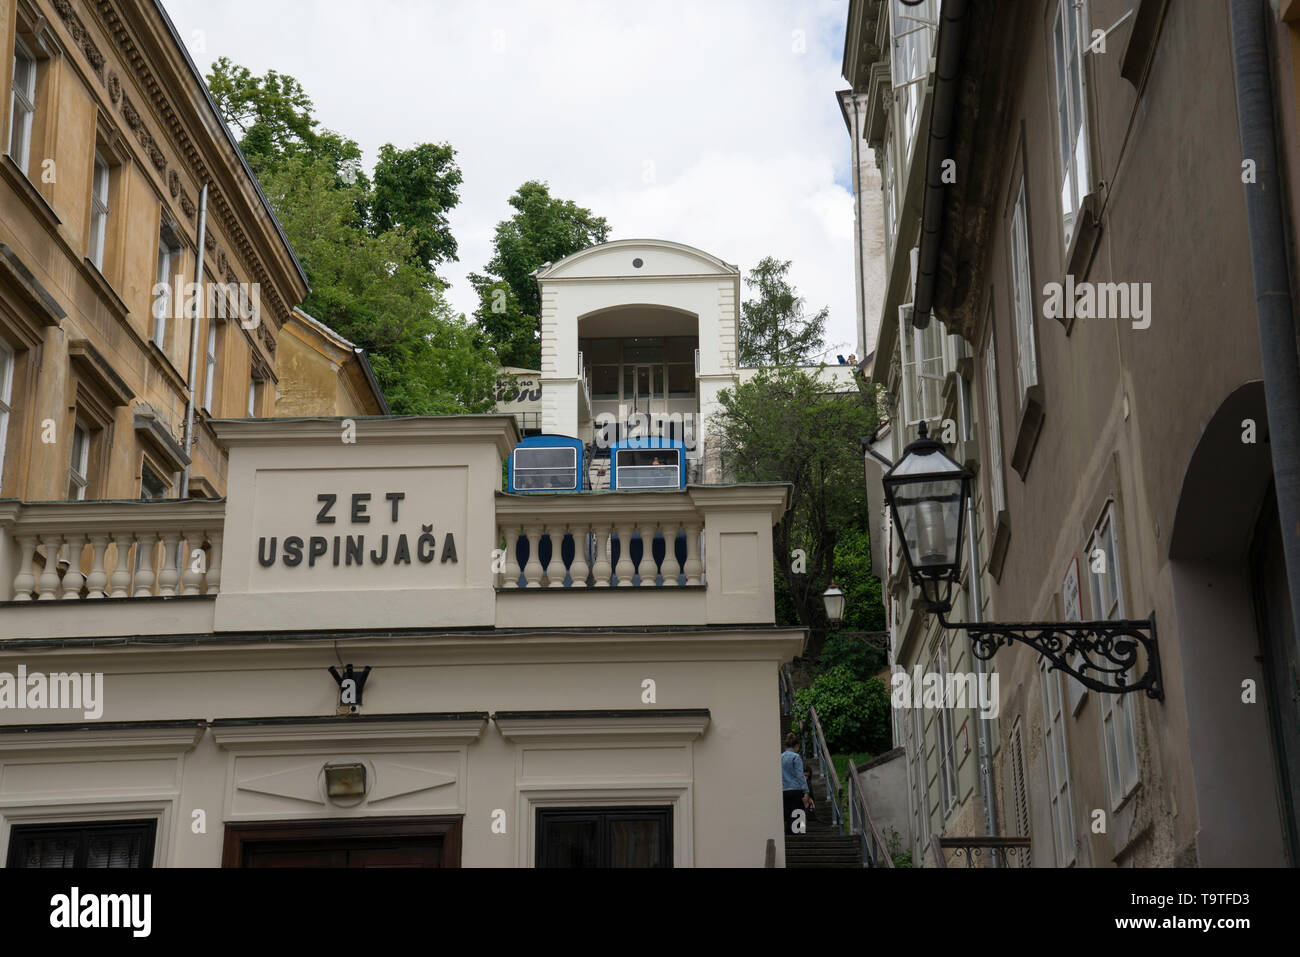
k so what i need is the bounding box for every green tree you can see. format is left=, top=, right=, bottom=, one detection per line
left=471, top=181, right=610, bottom=369
left=711, top=365, right=880, bottom=657
left=738, top=256, right=829, bottom=366
left=206, top=60, right=493, bottom=413
left=371, top=142, right=463, bottom=275
left=207, top=57, right=364, bottom=185
left=257, top=155, right=495, bottom=413
left=793, top=666, right=891, bottom=754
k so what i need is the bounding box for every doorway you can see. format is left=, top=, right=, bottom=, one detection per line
left=222, top=817, right=462, bottom=868
left=535, top=806, right=672, bottom=867
left=1250, top=486, right=1300, bottom=864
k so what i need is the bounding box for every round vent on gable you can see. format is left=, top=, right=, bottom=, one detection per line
left=632, top=258, right=644, bottom=268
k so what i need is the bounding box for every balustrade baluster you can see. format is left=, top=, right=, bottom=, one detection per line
left=523, top=526, right=543, bottom=588
left=660, top=523, right=681, bottom=586
left=614, top=523, right=635, bottom=587
left=683, top=523, right=703, bottom=586
left=61, top=534, right=86, bottom=599
left=109, top=534, right=133, bottom=598
left=543, top=527, right=563, bottom=588
left=180, top=531, right=203, bottom=596
left=568, top=524, right=589, bottom=588
left=592, top=525, right=612, bottom=587
left=134, top=534, right=158, bottom=598
left=86, top=535, right=109, bottom=599
left=501, top=526, right=521, bottom=588
left=158, top=532, right=180, bottom=597
left=37, top=537, right=61, bottom=600
left=636, top=526, right=657, bottom=586
left=205, top=533, right=222, bottom=596
left=12, top=536, right=37, bottom=601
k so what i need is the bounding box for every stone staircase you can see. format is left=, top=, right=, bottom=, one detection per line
left=784, top=745, right=865, bottom=868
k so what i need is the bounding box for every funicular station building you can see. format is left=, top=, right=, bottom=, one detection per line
left=0, top=238, right=805, bottom=868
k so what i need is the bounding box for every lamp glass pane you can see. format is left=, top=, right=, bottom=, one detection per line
left=894, top=477, right=963, bottom=571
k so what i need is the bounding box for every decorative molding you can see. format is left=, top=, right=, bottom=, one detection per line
left=107, top=69, right=120, bottom=104
left=210, top=715, right=488, bottom=751
left=167, top=168, right=179, bottom=198
left=50, top=0, right=105, bottom=81
left=494, top=709, right=710, bottom=743
left=95, top=0, right=297, bottom=330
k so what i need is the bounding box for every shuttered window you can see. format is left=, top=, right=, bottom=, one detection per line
left=1009, top=719, right=1033, bottom=867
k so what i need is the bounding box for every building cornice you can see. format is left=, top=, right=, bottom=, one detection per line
left=208, top=415, right=520, bottom=457
left=494, top=709, right=710, bottom=743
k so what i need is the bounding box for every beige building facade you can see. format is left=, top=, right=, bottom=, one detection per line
left=1, top=0, right=307, bottom=503
left=0, top=415, right=803, bottom=867
left=849, top=0, right=1300, bottom=867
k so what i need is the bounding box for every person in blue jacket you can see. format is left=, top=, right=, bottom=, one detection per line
left=781, top=732, right=815, bottom=834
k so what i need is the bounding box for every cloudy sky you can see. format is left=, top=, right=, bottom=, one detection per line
left=162, top=0, right=861, bottom=357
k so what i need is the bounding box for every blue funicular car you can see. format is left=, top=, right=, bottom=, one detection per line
left=609, top=435, right=687, bottom=490
left=506, top=434, right=586, bottom=493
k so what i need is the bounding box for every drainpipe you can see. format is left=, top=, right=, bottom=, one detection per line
left=1229, top=0, right=1300, bottom=667
left=851, top=91, right=870, bottom=358
left=958, top=371, right=1000, bottom=850
left=179, top=183, right=208, bottom=499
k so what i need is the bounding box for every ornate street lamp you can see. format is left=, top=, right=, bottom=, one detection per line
left=882, top=422, right=1163, bottom=700
left=822, top=583, right=845, bottom=629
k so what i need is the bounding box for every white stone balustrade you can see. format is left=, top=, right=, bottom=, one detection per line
left=495, top=492, right=707, bottom=590
left=0, top=500, right=226, bottom=602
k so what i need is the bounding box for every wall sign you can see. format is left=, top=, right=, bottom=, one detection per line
left=255, top=490, right=458, bottom=569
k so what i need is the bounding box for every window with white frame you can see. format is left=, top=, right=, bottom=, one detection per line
left=67, top=421, right=90, bottom=500
left=899, top=309, right=945, bottom=426
left=891, top=0, right=937, bottom=167
left=1010, top=179, right=1038, bottom=401
left=203, top=320, right=219, bottom=412
left=247, top=375, right=261, bottom=417
left=154, top=226, right=181, bottom=347
left=931, top=637, right=958, bottom=813
left=88, top=152, right=110, bottom=270
left=1052, top=0, right=1091, bottom=251
left=0, top=340, right=13, bottom=494
left=1089, top=502, right=1140, bottom=808
left=983, top=323, right=1006, bottom=514
left=1039, top=657, right=1076, bottom=865
left=910, top=701, right=930, bottom=854
left=9, top=40, right=36, bottom=176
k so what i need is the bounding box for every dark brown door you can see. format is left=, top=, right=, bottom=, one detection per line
left=224, top=817, right=461, bottom=868
left=1251, top=486, right=1300, bottom=865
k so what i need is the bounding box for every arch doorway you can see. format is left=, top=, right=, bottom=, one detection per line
left=1169, top=381, right=1298, bottom=865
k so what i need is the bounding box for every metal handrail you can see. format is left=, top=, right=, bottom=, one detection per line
left=778, top=665, right=795, bottom=716
left=847, top=758, right=895, bottom=868
left=807, top=705, right=842, bottom=831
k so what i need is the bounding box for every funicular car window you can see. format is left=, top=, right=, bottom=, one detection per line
left=616, top=448, right=679, bottom=488
left=514, top=447, right=578, bottom=490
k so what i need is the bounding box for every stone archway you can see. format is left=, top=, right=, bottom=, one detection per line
left=1168, top=380, right=1295, bottom=865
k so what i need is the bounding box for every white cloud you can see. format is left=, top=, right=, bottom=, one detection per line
left=164, top=0, right=860, bottom=354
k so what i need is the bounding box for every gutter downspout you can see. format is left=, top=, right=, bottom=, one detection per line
left=852, top=91, right=870, bottom=359
left=1229, top=0, right=1300, bottom=669
left=179, top=183, right=208, bottom=499
left=958, top=371, right=1000, bottom=849
left=911, top=0, right=970, bottom=329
